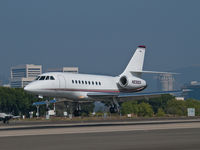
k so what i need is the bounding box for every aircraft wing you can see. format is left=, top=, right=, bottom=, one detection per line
left=87, top=90, right=182, bottom=100
left=87, top=92, right=119, bottom=99
left=118, top=90, right=182, bottom=101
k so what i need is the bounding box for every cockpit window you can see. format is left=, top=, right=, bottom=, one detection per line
left=46, top=76, right=50, bottom=80
left=50, top=76, right=55, bottom=80
left=35, top=76, right=40, bottom=80
left=39, top=76, right=46, bottom=80
left=36, top=75, right=55, bottom=80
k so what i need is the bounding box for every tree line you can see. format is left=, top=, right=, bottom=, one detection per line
left=0, top=87, right=39, bottom=116
left=121, top=95, right=200, bottom=117
left=0, top=87, right=200, bottom=117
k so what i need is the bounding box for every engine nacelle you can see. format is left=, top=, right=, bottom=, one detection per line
left=118, top=75, right=146, bottom=90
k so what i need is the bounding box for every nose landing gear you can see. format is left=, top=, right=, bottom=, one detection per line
left=73, top=103, right=81, bottom=116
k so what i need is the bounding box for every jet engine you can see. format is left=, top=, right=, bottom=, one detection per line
left=118, top=75, right=146, bottom=90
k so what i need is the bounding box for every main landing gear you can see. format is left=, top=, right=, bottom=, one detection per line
left=109, top=97, right=120, bottom=114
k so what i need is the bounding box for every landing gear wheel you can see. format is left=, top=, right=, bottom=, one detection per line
left=109, top=107, right=117, bottom=113
left=74, top=110, right=81, bottom=116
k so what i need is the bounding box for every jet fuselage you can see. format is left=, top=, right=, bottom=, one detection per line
left=24, top=72, right=147, bottom=101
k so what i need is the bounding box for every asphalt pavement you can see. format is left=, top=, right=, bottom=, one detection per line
left=0, top=128, right=200, bottom=150
left=0, top=120, right=200, bottom=150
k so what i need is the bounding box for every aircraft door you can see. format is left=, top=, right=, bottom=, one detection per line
left=58, top=75, right=66, bottom=88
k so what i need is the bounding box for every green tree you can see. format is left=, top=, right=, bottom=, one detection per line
left=121, top=101, right=134, bottom=115
left=138, top=102, right=154, bottom=117
left=185, top=99, right=200, bottom=116
left=121, top=101, right=139, bottom=115
left=156, top=108, right=165, bottom=117
left=0, top=87, right=41, bottom=116
left=148, top=94, right=175, bottom=113
left=166, top=99, right=186, bottom=116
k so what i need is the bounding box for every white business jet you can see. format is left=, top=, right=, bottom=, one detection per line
left=24, top=46, right=179, bottom=112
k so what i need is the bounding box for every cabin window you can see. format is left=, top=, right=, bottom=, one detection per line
left=46, top=76, right=50, bottom=80
left=95, top=81, right=98, bottom=85
left=99, top=82, right=101, bottom=85
left=72, top=80, right=74, bottom=84
left=35, top=76, right=40, bottom=80
left=92, top=81, right=94, bottom=85
left=82, top=81, right=84, bottom=84
left=50, top=76, right=55, bottom=80
left=85, top=81, right=87, bottom=84
left=88, top=81, right=90, bottom=85
left=78, top=80, right=81, bottom=84
left=75, top=80, right=77, bottom=84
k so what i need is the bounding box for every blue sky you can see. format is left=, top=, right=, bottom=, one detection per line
left=0, top=0, right=200, bottom=81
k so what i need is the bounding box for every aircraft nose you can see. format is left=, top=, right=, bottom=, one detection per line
left=24, top=84, right=34, bottom=92
left=24, top=85, right=30, bottom=92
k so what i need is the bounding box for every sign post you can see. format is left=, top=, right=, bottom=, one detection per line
left=187, top=108, right=195, bottom=117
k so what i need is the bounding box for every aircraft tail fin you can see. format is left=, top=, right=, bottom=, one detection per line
left=121, top=45, right=146, bottom=77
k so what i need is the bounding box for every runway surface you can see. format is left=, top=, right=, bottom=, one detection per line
left=1, top=120, right=200, bottom=150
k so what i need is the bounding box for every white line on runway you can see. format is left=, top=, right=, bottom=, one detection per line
left=0, top=122, right=200, bottom=137
left=0, top=119, right=200, bottom=130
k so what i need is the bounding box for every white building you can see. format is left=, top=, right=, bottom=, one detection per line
left=46, top=67, right=78, bottom=73
left=10, top=64, right=42, bottom=88
left=157, top=73, right=174, bottom=91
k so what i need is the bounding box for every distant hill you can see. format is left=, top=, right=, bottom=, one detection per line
left=172, top=65, right=200, bottom=88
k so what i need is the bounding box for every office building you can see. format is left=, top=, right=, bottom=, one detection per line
left=10, top=64, right=42, bottom=88
left=46, top=67, right=78, bottom=73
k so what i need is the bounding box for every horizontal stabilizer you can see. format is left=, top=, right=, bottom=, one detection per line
left=131, top=71, right=179, bottom=75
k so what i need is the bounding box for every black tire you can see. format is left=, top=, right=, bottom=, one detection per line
left=110, top=107, right=117, bottom=113
left=74, top=110, right=81, bottom=116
